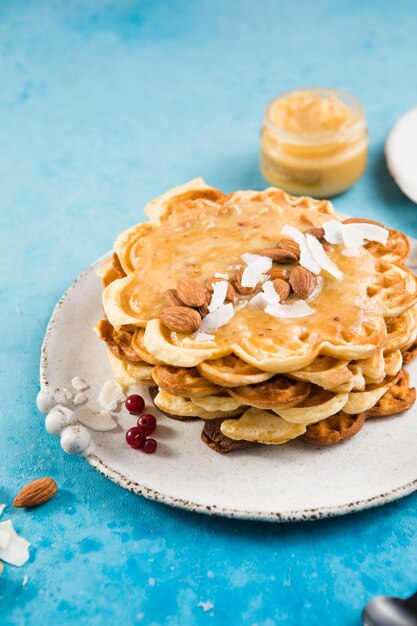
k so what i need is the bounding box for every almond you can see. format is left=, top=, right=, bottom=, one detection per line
left=164, top=288, right=182, bottom=307
left=231, top=268, right=256, bottom=295
left=268, top=267, right=290, bottom=281
left=305, top=227, right=325, bottom=241
left=343, top=217, right=385, bottom=228
left=205, top=277, right=236, bottom=302
left=273, top=279, right=291, bottom=302
left=198, top=290, right=211, bottom=317
left=277, top=238, right=301, bottom=259
left=176, top=279, right=206, bottom=307
left=13, top=477, right=58, bottom=508
left=289, top=266, right=316, bottom=300
left=161, top=306, right=201, bottom=333
left=257, top=248, right=298, bottom=263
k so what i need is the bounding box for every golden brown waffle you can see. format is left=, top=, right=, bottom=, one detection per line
left=201, top=419, right=253, bottom=453
left=361, top=369, right=416, bottom=418
left=302, top=412, right=366, bottom=445
left=152, top=364, right=222, bottom=397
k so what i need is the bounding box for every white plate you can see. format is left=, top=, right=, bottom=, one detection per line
left=40, top=246, right=417, bottom=522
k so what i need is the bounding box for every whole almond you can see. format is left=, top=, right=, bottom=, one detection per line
left=13, top=477, right=58, bottom=508
left=205, top=277, right=236, bottom=302
left=305, top=227, right=325, bottom=241
left=161, top=306, right=201, bottom=333
left=273, top=279, right=291, bottom=302
left=176, top=279, right=206, bottom=307
left=231, top=269, right=256, bottom=295
left=290, top=266, right=316, bottom=300
left=268, top=267, right=290, bottom=281
left=343, top=217, right=385, bottom=228
left=257, top=248, right=298, bottom=263
left=164, top=288, right=182, bottom=307
left=277, top=238, right=301, bottom=259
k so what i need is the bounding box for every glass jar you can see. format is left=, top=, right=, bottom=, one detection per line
left=260, top=88, right=368, bottom=197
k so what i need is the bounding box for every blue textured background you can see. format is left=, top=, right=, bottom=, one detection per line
left=1, top=1, right=417, bottom=624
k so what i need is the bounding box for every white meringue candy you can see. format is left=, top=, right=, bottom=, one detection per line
left=60, top=424, right=91, bottom=455
left=45, top=405, right=77, bottom=436
left=36, top=387, right=70, bottom=414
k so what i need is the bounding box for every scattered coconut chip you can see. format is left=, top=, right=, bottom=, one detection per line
left=199, top=303, right=234, bottom=333
left=71, top=376, right=89, bottom=391
left=258, top=274, right=269, bottom=283
left=98, top=380, right=126, bottom=411
left=249, top=292, right=269, bottom=309
left=281, top=225, right=305, bottom=246
left=76, top=407, right=117, bottom=432
left=323, top=219, right=344, bottom=244
left=22, top=575, right=28, bottom=586
left=262, top=280, right=281, bottom=304
left=0, top=504, right=5, bottom=517
left=341, top=223, right=365, bottom=250
left=193, top=332, right=216, bottom=342
left=0, top=531, right=9, bottom=550
left=306, top=234, right=343, bottom=279
left=233, top=300, right=248, bottom=312
left=241, top=252, right=265, bottom=265
left=208, top=281, right=228, bottom=312
left=0, top=520, right=30, bottom=566
left=241, top=256, right=273, bottom=288
left=197, top=601, right=214, bottom=613
left=265, top=301, right=314, bottom=318
left=214, top=272, right=229, bottom=279
left=73, top=392, right=88, bottom=406
left=356, top=222, right=389, bottom=245
left=281, top=225, right=320, bottom=274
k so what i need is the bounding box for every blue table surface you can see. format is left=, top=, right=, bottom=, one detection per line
left=2, top=1, right=417, bottom=624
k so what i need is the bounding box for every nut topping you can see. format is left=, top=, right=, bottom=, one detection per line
left=161, top=306, right=201, bottom=333
left=277, top=238, right=301, bottom=259
left=231, top=268, right=257, bottom=295
left=272, top=279, right=291, bottom=302
left=257, top=248, right=298, bottom=263
left=268, top=267, right=290, bottom=281
left=164, top=288, right=183, bottom=307
left=305, top=227, right=325, bottom=241
left=176, top=279, right=206, bottom=307
left=289, top=266, right=316, bottom=300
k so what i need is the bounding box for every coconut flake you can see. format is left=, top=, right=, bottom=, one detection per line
left=76, top=408, right=117, bottom=432
left=281, top=225, right=321, bottom=274
left=356, top=222, right=389, bottom=244
left=249, top=292, right=269, bottom=309
left=323, top=220, right=344, bottom=244
left=0, top=505, right=5, bottom=517
left=22, top=575, right=28, bottom=586
left=0, top=520, right=30, bottom=567
left=306, top=234, right=343, bottom=279
left=281, top=225, right=305, bottom=246
left=262, top=280, right=281, bottom=304
left=71, top=376, right=89, bottom=391
left=0, top=531, right=9, bottom=550
left=73, top=392, right=88, bottom=406
left=241, top=257, right=273, bottom=288
left=233, top=300, right=248, bottom=312
left=341, top=223, right=365, bottom=250
left=265, top=301, right=315, bottom=319
left=99, top=380, right=125, bottom=411
left=214, top=272, right=229, bottom=279
left=194, top=332, right=216, bottom=342
left=208, top=281, right=228, bottom=312
left=241, top=252, right=265, bottom=265
left=199, top=303, right=234, bottom=333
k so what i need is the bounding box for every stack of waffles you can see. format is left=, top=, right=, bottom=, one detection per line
left=96, top=179, right=417, bottom=453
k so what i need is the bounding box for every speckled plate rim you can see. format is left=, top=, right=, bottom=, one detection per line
left=40, top=247, right=417, bottom=523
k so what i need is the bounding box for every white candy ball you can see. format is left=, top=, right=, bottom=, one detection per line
left=36, top=387, right=69, bottom=414
left=45, top=405, right=77, bottom=436
left=60, top=425, right=91, bottom=455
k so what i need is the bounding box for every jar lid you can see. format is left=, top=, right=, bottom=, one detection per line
left=386, top=106, right=417, bottom=204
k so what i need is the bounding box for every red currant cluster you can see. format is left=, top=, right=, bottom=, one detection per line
left=124, top=395, right=157, bottom=454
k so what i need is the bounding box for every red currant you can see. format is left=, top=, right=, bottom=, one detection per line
left=125, top=427, right=145, bottom=449
left=137, top=414, right=157, bottom=436
left=143, top=438, right=157, bottom=454
left=125, top=394, right=145, bottom=416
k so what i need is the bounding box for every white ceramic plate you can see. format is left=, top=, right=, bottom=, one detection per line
left=40, top=245, right=417, bottom=522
